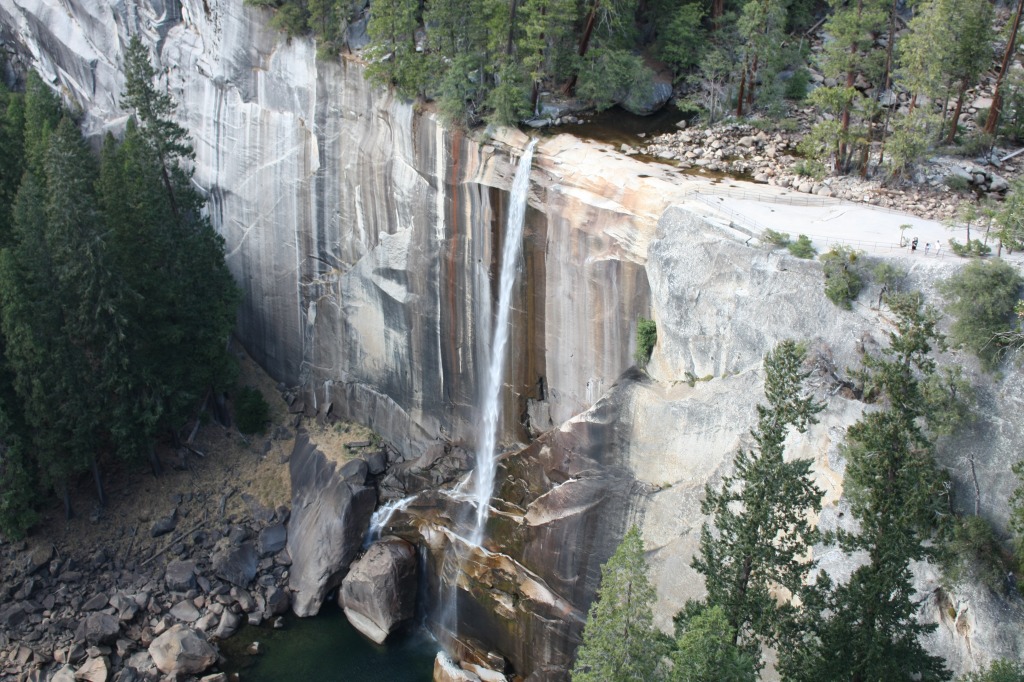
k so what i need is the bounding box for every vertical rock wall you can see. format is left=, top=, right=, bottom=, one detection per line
left=0, top=0, right=665, bottom=459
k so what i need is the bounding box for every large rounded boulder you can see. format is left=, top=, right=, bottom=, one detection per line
left=287, top=431, right=376, bottom=616
left=148, top=624, right=217, bottom=677
left=339, top=537, right=417, bottom=643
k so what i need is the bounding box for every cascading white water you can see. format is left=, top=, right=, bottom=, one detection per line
left=468, top=139, right=537, bottom=547
left=363, top=494, right=420, bottom=549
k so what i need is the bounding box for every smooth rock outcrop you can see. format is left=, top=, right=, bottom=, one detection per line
left=148, top=625, right=217, bottom=677
left=287, top=431, right=376, bottom=616
left=339, top=537, right=417, bottom=643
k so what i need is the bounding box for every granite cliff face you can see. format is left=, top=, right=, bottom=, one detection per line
left=3, top=0, right=1023, bottom=678
left=0, top=0, right=664, bottom=457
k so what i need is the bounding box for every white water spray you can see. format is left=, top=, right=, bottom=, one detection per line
left=364, top=494, right=419, bottom=548
left=468, top=139, right=536, bottom=547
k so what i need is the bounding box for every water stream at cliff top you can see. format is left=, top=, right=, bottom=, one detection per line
left=469, top=138, right=536, bottom=548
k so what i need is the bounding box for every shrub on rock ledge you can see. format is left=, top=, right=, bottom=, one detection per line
left=820, top=246, right=864, bottom=310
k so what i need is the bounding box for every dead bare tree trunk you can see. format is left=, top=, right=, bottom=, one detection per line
left=947, top=79, right=969, bottom=144
left=90, top=456, right=107, bottom=507
left=985, top=0, right=1024, bottom=134
left=562, top=0, right=600, bottom=96
left=737, top=59, right=749, bottom=117
left=876, top=0, right=900, bottom=170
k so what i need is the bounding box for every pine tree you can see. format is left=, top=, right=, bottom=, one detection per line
left=307, top=0, right=344, bottom=57
left=21, top=73, right=62, bottom=176
left=780, top=294, right=952, bottom=682
left=122, top=38, right=199, bottom=221
left=571, top=526, right=667, bottom=682
left=691, top=340, right=824, bottom=663
left=424, top=0, right=491, bottom=122
left=938, top=259, right=1024, bottom=369
left=0, top=84, right=26, bottom=241
left=898, top=0, right=993, bottom=144
left=735, top=0, right=789, bottom=116
left=994, top=181, right=1024, bottom=257
left=670, top=605, right=756, bottom=682
left=520, top=0, right=577, bottom=107
left=985, top=0, right=1024, bottom=135
left=112, top=40, right=240, bottom=471
left=0, top=116, right=124, bottom=516
left=815, top=0, right=889, bottom=173
left=0, top=394, right=36, bottom=540
left=365, top=0, right=428, bottom=98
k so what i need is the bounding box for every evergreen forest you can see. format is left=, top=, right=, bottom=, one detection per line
left=0, top=39, right=240, bottom=539
left=250, top=0, right=1024, bottom=179
left=573, top=329, right=1024, bottom=682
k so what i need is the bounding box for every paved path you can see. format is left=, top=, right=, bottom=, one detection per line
left=685, top=184, right=1024, bottom=268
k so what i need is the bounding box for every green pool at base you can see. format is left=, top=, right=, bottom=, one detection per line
left=220, top=602, right=438, bottom=681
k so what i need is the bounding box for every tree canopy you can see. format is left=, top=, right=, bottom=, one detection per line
left=571, top=525, right=667, bottom=682
left=0, top=43, right=239, bottom=536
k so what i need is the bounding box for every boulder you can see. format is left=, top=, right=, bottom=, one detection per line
left=28, top=543, right=54, bottom=573
left=195, top=611, right=219, bottom=634
left=150, top=513, right=177, bottom=538
left=75, top=613, right=120, bottom=646
left=164, top=561, right=197, bottom=592
left=364, top=449, right=387, bottom=475
left=82, top=594, right=108, bottom=611
left=339, top=537, right=417, bottom=644
left=112, top=668, right=143, bottom=682
left=148, top=625, right=216, bottom=677
left=257, top=524, right=287, bottom=557
left=50, top=666, right=77, bottom=682
left=211, top=540, right=258, bottom=587
left=286, top=431, right=377, bottom=616
left=265, top=586, right=290, bottom=616
left=988, top=174, right=1010, bottom=193
left=621, top=76, right=673, bottom=116
left=0, top=602, right=27, bottom=628
left=169, top=600, right=200, bottom=622
left=74, top=655, right=110, bottom=682
left=213, top=610, right=241, bottom=640
left=123, top=651, right=156, bottom=676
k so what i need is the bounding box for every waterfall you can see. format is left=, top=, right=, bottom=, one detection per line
left=468, top=139, right=537, bottom=548
left=363, top=494, right=419, bottom=549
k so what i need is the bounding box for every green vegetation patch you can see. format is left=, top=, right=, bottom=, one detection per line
left=634, top=317, right=657, bottom=367
left=820, top=246, right=863, bottom=310
left=939, top=259, right=1023, bottom=370
left=235, top=386, right=271, bottom=435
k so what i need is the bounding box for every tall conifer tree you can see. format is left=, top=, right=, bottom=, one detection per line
left=780, top=295, right=952, bottom=682
left=571, top=526, right=667, bottom=682
left=692, top=340, right=824, bottom=664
